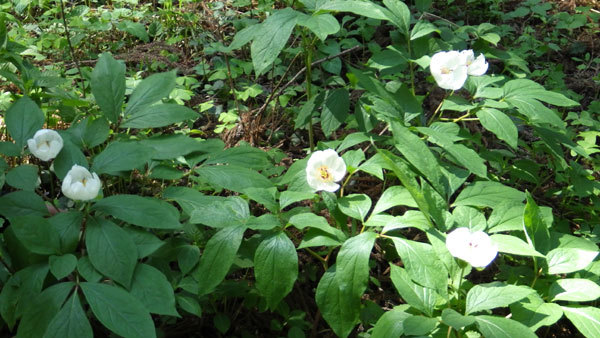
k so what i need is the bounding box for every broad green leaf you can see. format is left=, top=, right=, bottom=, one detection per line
left=65, top=116, right=110, bottom=148
left=0, top=141, right=20, bottom=156
left=289, top=213, right=342, bottom=237
left=475, top=315, right=537, bottom=338
left=562, top=306, right=600, bottom=338
left=254, top=232, right=298, bottom=310
left=335, top=232, right=377, bottom=298
left=442, top=308, right=476, bottom=329
left=382, top=0, right=410, bottom=36
left=390, top=265, right=437, bottom=316
left=451, top=205, right=486, bottom=231
left=125, top=70, right=176, bottom=117
left=195, top=165, right=273, bottom=192
left=116, top=20, right=149, bottom=42
left=0, top=264, right=49, bottom=329
left=549, top=279, right=600, bottom=302
left=203, top=145, right=271, bottom=170
left=17, top=282, right=74, bottom=338
left=91, top=141, right=154, bottom=174
left=510, top=294, right=563, bottom=331
left=315, top=265, right=361, bottom=338
left=11, top=215, right=61, bottom=255
left=250, top=8, right=298, bottom=76
left=121, top=103, right=197, bottom=128
left=279, top=191, right=315, bottom=210
left=130, top=264, right=178, bottom=316
left=318, top=0, right=391, bottom=20
left=91, top=53, right=125, bottom=123
left=48, top=211, right=82, bottom=254
left=338, top=194, right=372, bottom=222
left=391, top=121, right=445, bottom=195
left=228, top=24, right=260, bottom=50
left=243, top=187, right=278, bottom=212
left=453, top=181, right=525, bottom=208
left=53, top=140, right=88, bottom=180
left=506, top=96, right=564, bottom=129
left=296, top=13, right=340, bottom=41
left=5, top=96, right=44, bottom=150
left=195, top=226, right=246, bottom=295
left=81, top=282, right=156, bottom=338
left=546, top=232, right=599, bottom=275
left=43, top=293, right=93, bottom=338
left=77, top=256, right=102, bottom=283
left=371, top=308, right=411, bottom=338
left=85, top=217, right=137, bottom=287
left=49, top=254, right=77, bottom=280
left=490, top=234, right=544, bottom=258
left=140, top=134, right=212, bottom=160
left=466, top=282, right=535, bottom=315
left=410, top=21, right=439, bottom=40
left=523, top=192, right=550, bottom=254
left=123, top=228, right=165, bottom=258
left=176, top=295, right=201, bottom=317
left=476, top=108, right=518, bottom=149
left=6, top=164, right=38, bottom=191
left=503, top=79, right=578, bottom=107
left=372, top=186, right=417, bottom=215
left=403, top=315, right=438, bottom=335
left=0, top=190, right=48, bottom=218
left=487, top=202, right=524, bottom=233
left=177, top=245, right=199, bottom=275
left=92, top=194, right=181, bottom=229
left=321, top=88, right=350, bottom=137
left=391, top=237, right=447, bottom=293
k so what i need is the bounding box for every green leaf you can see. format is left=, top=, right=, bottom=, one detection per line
left=335, top=232, right=377, bottom=298
left=371, top=308, right=411, bottom=338
left=91, top=141, right=154, bottom=174
left=17, top=282, right=74, bottom=338
left=476, top=108, right=518, bottom=149
left=91, top=53, right=125, bottom=123
left=403, top=315, right=438, bottom=335
left=288, top=213, right=342, bottom=237
left=382, top=0, right=410, bottom=37
left=85, top=217, right=138, bottom=287
left=11, top=215, right=61, bottom=255
left=250, top=8, right=298, bottom=76
left=510, top=294, right=563, bottom=331
left=487, top=202, right=525, bottom=233
left=338, top=194, right=372, bottom=222
left=562, top=306, right=600, bottom=338
left=228, top=24, right=260, bottom=50
left=549, top=279, right=600, bottom=302
left=121, top=103, right=197, bottom=128
left=6, top=164, right=38, bottom=191
left=125, top=70, right=176, bottom=117
left=391, top=237, right=447, bottom=293
left=0, top=264, right=49, bottom=329
left=442, top=308, right=476, bottom=329
left=372, top=186, right=417, bottom=215
left=65, top=116, right=110, bottom=148
left=130, top=264, right=179, bottom=316
left=195, top=226, right=246, bottom=295
left=176, top=295, right=201, bottom=316
left=321, top=88, right=350, bottom=137
left=203, top=145, right=271, bottom=170
left=53, top=140, right=88, bottom=180
left=279, top=191, right=315, bottom=210
left=49, top=211, right=82, bottom=254
left=117, top=20, right=149, bottom=42
left=466, top=282, right=535, bottom=315
left=410, top=21, right=439, bottom=40
left=177, top=245, right=199, bottom=275
left=5, top=96, right=44, bottom=150
left=124, top=228, right=165, bottom=258
left=77, top=256, right=102, bottom=283
left=81, top=282, right=156, bottom=338
left=453, top=181, right=525, bottom=208
left=43, top=293, right=93, bottom=338
left=195, top=165, right=274, bottom=192
left=318, top=0, right=391, bottom=20
left=49, top=254, right=77, bottom=280
left=254, top=232, right=298, bottom=310
left=315, top=265, right=360, bottom=338
left=391, top=121, right=445, bottom=195
left=390, top=265, right=437, bottom=316
left=503, top=79, right=578, bottom=107
left=140, top=134, right=212, bottom=160
left=0, top=190, right=48, bottom=218
left=475, top=315, right=537, bottom=338
left=296, top=13, right=340, bottom=41
left=490, top=234, right=544, bottom=258
left=92, top=194, right=181, bottom=229
left=523, top=192, right=550, bottom=254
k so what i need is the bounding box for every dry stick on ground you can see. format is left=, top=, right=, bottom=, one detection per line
left=255, top=45, right=363, bottom=117
left=58, top=0, right=86, bottom=97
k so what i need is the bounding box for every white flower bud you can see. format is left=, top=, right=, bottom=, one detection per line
left=461, top=49, right=489, bottom=76
left=446, top=227, right=498, bottom=268
left=27, top=129, right=64, bottom=161
left=430, top=51, right=469, bottom=90
left=61, top=165, right=102, bottom=201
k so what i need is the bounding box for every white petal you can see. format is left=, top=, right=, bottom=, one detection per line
left=446, top=227, right=472, bottom=260
left=467, top=54, right=488, bottom=76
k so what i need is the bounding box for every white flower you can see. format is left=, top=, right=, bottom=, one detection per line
left=305, top=149, right=346, bottom=192
left=446, top=227, right=498, bottom=268
left=61, top=165, right=101, bottom=201
left=27, top=129, right=64, bottom=161
left=430, top=51, right=468, bottom=90
left=461, top=49, right=488, bottom=76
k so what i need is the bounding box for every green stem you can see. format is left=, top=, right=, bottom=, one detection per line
left=428, top=91, right=452, bottom=125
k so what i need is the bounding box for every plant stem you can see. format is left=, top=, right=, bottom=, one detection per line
left=428, top=90, right=452, bottom=125
left=304, top=33, right=315, bottom=152
left=58, top=0, right=86, bottom=97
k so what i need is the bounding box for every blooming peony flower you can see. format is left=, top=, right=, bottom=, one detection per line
left=27, top=129, right=64, bottom=161
left=445, top=227, right=498, bottom=268
left=461, top=49, right=488, bottom=76
left=305, top=149, right=346, bottom=192
left=430, top=51, right=469, bottom=90
left=62, top=165, right=102, bottom=201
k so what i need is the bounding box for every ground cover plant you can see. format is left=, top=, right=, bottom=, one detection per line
left=0, top=0, right=599, bottom=337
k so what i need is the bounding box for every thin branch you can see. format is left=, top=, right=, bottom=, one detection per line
left=58, top=0, right=86, bottom=97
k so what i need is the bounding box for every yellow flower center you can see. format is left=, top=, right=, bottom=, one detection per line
left=318, top=166, right=333, bottom=182
left=441, top=67, right=451, bottom=74
left=81, top=178, right=87, bottom=186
